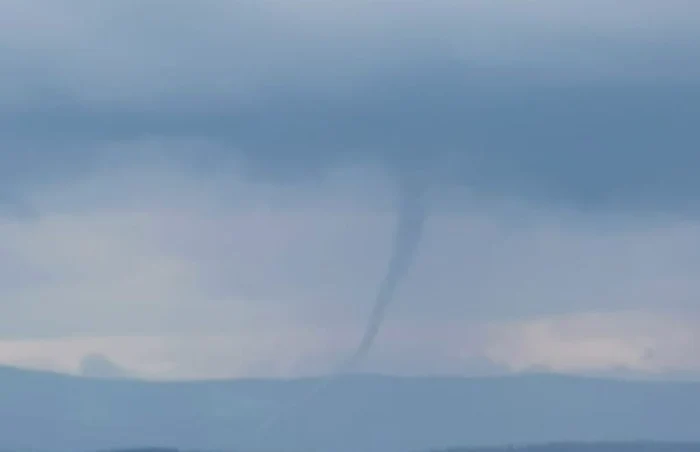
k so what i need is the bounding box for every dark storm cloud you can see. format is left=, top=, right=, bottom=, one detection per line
left=1, top=0, right=700, bottom=211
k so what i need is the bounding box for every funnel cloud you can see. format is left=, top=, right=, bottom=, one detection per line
left=344, top=172, right=429, bottom=370
left=252, top=172, right=429, bottom=441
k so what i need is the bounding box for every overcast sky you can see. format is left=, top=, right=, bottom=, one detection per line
left=2, top=0, right=700, bottom=380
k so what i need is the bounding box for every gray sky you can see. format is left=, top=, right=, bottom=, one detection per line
left=1, top=0, right=700, bottom=380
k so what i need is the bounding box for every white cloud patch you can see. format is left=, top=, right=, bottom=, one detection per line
left=483, top=310, right=700, bottom=376
left=1, top=139, right=700, bottom=379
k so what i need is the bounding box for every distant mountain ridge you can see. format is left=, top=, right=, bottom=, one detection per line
left=1, top=365, right=700, bottom=452
left=96, top=442, right=700, bottom=452
left=433, top=443, right=700, bottom=452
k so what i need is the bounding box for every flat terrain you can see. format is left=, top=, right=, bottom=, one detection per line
left=2, top=366, right=699, bottom=452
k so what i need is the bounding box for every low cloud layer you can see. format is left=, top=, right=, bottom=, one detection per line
left=1, top=142, right=699, bottom=379
left=2, top=312, right=700, bottom=380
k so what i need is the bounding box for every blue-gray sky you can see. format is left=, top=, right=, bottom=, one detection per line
left=1, top=0, right=700, bottom=380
